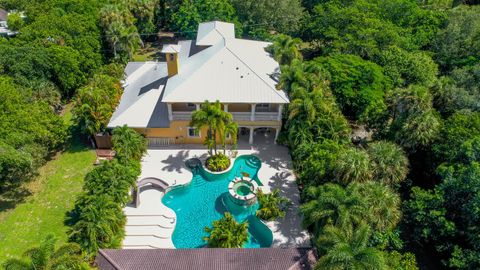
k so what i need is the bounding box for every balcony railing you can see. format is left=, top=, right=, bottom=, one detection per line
left=172, top=111, right=193, bottom=120
left=172, top=111, right=278, bottom=121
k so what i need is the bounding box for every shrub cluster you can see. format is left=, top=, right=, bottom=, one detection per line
left=205, top=153, right=230, bottom=172
left=68, top=126, right=146, bottom=258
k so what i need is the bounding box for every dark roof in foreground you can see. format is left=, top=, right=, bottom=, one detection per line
left=96, top=248, right=317, bottom=270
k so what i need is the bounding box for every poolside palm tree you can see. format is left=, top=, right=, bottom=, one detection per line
left=301, top=183, right=367, bottom=235
left=367, top=141, right=409, bottom=186
left=112, top=125, right=147, bottom=162
left=203, top=212, right=248, bottom=248
left=268, top=34, right=303, bottom=65
left=3, top=235, right=88, bottom=270
left=220, top=121, right=238, bottom=155
left=316, top=223, right=387, bottom=270
left=190, top=100, right=234, bottom=156
left=333, top=147, right=372, bottom=185
left=256, top=189, right=290, bottom=221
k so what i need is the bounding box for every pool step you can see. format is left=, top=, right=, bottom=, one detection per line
left=244, top=157, right=261, bottom=168
left=126, top=215, right=175, bottom=229
left=191, top=175, right=206, bottom=187
left=125, top=225, right=173, bottom=239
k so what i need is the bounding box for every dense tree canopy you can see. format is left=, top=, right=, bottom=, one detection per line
left=314, top=54, right=389, bottom=122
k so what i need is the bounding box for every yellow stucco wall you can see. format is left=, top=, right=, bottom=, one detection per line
left=135, top=119, right=281, bottom=144
left=228, top=103, right=251, bottom=112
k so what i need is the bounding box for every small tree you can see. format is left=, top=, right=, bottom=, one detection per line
left=7, top=13, right=24, bottom=31
left=256, top=189, right=290, bottom=221
left=3, top=235, right=88, bottom=270
left=203, top=212, right=248, bottom=248
left=112, top=125, right=147, bottom=163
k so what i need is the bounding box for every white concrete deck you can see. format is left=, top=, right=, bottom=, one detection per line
left=123, top=133, right=310, bottom=249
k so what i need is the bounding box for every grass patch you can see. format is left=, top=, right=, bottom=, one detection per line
left=132, top=42, right=163, bottom=61
left=0, top=104, right=96, bottom=262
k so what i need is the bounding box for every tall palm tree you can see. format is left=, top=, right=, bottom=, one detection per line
left=358, top=182, right=402, bottom=231
left=268, top=34, right=303, bottom=65
left=203, top=212, right=248, bottom=248
left=117, top=25, right=143, bottom=59
left=220, top=121, right=238, bottom=155
left=301, top=183, right=367, bottom=235
left=3, top=235, right=87, bottom=270
left=190, top=101, right=234, bottom=156
left=316, top=223, right=387, bottom=270
left=367, top=141, right=409, bottom=186
left=333, top=148, right=372, bottom=185
left=112, top=125, right=147, bottom=162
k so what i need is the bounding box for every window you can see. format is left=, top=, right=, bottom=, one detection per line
left=187, top=127, right=200, bottom=137
left=169, top=54, right=175, bottom=61
left=256, top=103, right=270, bottom=112
left=186, top=103, right=196, bottom=109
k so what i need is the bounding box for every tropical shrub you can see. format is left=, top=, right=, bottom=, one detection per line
left=292, top=140, right=345, bottom=186
left=112, top=125, right=147, bottom=163
left=267, top=34, right=303, bottom=66
left=301, top=183, right=367, bottom=234
left=205, top=153, right=230, bottom=172
left=433, top=111, right=480, bottom=164
left=316, top=223, right=387, bottom=270
left=68, top=194, right=126, bottom=258
left=381, top=84, right=441, bottom=151
left=332, top=147, right=372, bottom=185
left=203, top=212, right=248, bottom=248
left=73, top=71, right=123, bottom=136
left=3, top=234, right=88, bottom=270
left=69, top=126, right=143, bottom=258
left=83, top=159, right=140, bottom=205
left=367, top=141, right=409, bottom=186
left=256, top=189, right=290, bottom=221
left=314, top=54, right=390, bottom=122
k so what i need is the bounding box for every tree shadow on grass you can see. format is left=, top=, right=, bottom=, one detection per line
left=0, top=186, right=32, bottom=213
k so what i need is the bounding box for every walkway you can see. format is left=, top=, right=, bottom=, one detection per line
left=122, top=135, right=310, bottom=249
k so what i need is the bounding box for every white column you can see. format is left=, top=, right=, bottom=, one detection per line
left=167, top=103, right=173, bottom=121
left=274, top=128, right=280, bottom=144
left=250, top=104, right=256, bottom=121
left=224, top=104, right=228, bottom=112
left=277, top=104, right=283, bottom=121
left=195, top=104, right=200, bottom=110
left=249, top=127, right=254, bottom=144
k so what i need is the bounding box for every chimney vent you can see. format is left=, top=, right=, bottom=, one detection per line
left=161, top=44, right=182, bottom=77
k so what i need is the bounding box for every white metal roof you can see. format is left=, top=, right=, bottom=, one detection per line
left=162, top=22, right=288, bottom=104
left=108, top=62, right=169, bottom=128
left=196, top=21, right=235, bottom=46
left=109, top=21, right=289, bottom=128
left=161, top=44, right=181, bottom=54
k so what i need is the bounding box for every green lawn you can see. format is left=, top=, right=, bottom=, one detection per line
left=0, top=106, right=96, bottom=262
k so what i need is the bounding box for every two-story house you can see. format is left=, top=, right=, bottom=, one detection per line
left=108, top=21, right=289, bottom=147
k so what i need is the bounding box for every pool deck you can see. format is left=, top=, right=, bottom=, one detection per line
left=123, top=140, right=311, bottom=249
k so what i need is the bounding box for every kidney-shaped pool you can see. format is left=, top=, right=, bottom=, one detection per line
left=161, top=155, right=273, bottom=248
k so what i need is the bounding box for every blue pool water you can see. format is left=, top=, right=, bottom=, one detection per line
left=161, top=155, right=273, bottom=248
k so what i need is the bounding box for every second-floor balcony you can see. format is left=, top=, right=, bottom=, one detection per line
left=168, top=103, right=283, bottom=122
left=171, top=111, right=279, bottom=121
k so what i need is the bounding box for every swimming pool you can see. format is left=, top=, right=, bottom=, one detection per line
left=161, top=155, right=273, bottom=248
